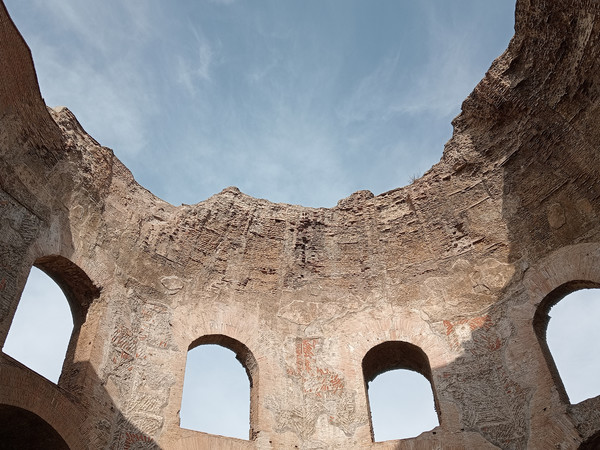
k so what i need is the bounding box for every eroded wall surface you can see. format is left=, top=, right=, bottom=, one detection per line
left=2, top=0, right=600, bottom=448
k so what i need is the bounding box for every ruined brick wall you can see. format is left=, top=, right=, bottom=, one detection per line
left=1, top=0, right=600, bottom=448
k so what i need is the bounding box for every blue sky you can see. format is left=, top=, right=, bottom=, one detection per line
left=7, top=0, right=514, bottom=207
left=8, top=0, right=598, bottom=444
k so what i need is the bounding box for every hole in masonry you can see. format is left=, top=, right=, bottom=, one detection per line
left=363, top=341, right=439, bottom=441
left=368, top=369, right=439, bottom=441
left=3, top=267, right=73, bottom=383
left=545, top=288, right=600, bottom=404
left=180, top=343, right=253, bottom=439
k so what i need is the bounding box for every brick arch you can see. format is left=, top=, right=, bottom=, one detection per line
left=342, top=310, right=454, bottom=370
left=362, top=340, right=435, bottom=385
left=580, top=429, right=600, bottom=450
left=523, top=243, right=600, bottom=306
left=0, top=362, right=87, bottom=449
left=520, top=243, right=600, bottom=445
left=523, top=243, right=600, bottom=404
left=532, top=280, right=600, bottom=404
left=0, top=404, right=70, bottom=449
left=33, top=255, right=100, bottom=327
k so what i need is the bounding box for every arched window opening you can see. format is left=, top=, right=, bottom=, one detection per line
left=2, top=267, right=72, bottom=384
left=180, top=335, right=258, bottom=440
left=0, top=404, right=69, bottom=450
left=363, top=341, right=440, bottom=441
left=368, top=369, right=439, bottom=441
left=541, top=287, right=600, bottom=404
left=580, top=429, right=600, bottom=449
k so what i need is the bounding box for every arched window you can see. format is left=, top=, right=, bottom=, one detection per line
left=363, top=341, right=440, bottom=441
left=2, top=256, right=99, bottom=390
left=580, top=429, right=600, bottom=449
left=0, top=404, right=69, bottom=449
left=180, top=335, right=258, bottom=440
left=536, top=286, right=600, bottom=404
left=3, top=267, right=72, bottom=383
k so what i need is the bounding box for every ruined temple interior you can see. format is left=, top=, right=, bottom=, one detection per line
left=2, top=0, right=600, bottom=448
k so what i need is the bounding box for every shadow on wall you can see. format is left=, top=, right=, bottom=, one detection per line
left=0, top=253, right=524, bottom=448
left=0, top=256, right=160, bottom=448
left=0, top=403, right=70, bottom=449
left=0, top=257, right=258, bottom=448
left=497, top=3, right=600, bottom=446
left=0, top=353, right=159, bottom=449
left=411, top=1, right=600, bottom=447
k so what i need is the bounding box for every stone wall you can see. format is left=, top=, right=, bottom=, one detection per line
left=1, top=0, right=600, bottom=448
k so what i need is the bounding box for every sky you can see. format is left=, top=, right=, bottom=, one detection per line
left=5, top=0, right=515, bottom=207
left=5, top=0, right=597, bottom=444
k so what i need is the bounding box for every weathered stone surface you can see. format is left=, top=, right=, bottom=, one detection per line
left=1, top=0, right=600, bottom=448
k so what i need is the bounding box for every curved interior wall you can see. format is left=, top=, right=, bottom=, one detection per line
left=2, top=0, right=600, bottom=448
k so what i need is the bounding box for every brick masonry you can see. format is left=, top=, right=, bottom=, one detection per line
left=1, top=0, right=600, bottom=448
